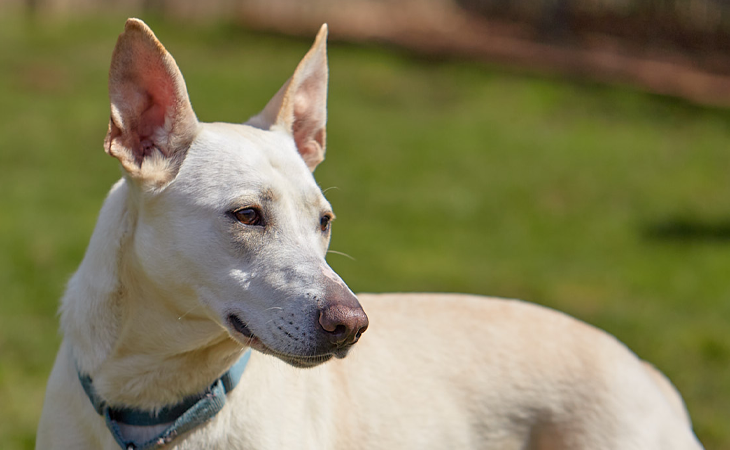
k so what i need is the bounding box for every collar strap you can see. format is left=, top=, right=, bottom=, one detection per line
left=78, top=349, right=252, bottom=450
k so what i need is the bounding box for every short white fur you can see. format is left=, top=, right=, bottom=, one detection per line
left=36, top=19, right=704, bottom=450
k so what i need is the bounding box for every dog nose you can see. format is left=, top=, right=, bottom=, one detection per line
left=318, top=303, right=369, bottom=346
left=317, top=267, right=368, bottom=347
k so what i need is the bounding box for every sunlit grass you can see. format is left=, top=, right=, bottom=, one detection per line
left=0, top=15, right=728, bottom=449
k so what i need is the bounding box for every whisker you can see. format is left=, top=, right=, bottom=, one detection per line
left=322, top=186, right=339, bottom=194
left=327, top=250, right=356, bottom=261
left=178, top=304, right=202, bottom=320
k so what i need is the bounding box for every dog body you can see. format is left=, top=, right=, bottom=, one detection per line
left=36, top=19, right=703, bottom=450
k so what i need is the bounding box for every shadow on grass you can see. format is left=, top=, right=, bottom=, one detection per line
left=643, top=216, right=730, bottom=242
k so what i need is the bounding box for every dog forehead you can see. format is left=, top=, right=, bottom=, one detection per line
left=172, top=122, right=325, bottom=206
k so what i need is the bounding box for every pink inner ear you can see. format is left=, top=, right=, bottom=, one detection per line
left=139, top=102, right=166, bottom=141
left=135, top=75, right=175, bottom=156
left=291, top=83, right=325, bottom=158
left=294, top=135, right=321, bottom=162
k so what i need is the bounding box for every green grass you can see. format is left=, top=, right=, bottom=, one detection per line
left=1, top=14, right=729, bottom=449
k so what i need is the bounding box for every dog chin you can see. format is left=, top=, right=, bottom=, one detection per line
left=226, top=314, right=336, bottom=369
left=277, top=353, right=334, bottom=368
left=251, top=339, right=336, bottom=369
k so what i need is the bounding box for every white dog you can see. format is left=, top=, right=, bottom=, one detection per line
left=36, top=19, right=703, bottom=450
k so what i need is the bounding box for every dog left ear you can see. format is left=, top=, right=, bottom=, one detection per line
left=248, top=24, right=329, bottom=172
left=104, top=19, right=199, bottom=187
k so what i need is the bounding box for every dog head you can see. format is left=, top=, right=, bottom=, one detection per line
left=104, top=19, right=367, bottom=368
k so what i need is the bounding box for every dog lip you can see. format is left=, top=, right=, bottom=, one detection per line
left=226, top=314, right=338, bottom=368
left=252, top=340, right=336, bottom=368
left=276, top=352, right=334, bottom=368
left=227, top=314, right=255, bottom=338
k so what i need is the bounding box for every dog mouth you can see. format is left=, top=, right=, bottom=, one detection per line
left=228, top=314, right=255, bottom=338
left=269, top=351, right=334, bottom=368
left=226, top=314, right=335, bottom=368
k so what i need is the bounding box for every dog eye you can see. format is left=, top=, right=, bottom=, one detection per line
left=233, top=208, right=264, bottom=226
left=320, top=214, right=334, bottom=232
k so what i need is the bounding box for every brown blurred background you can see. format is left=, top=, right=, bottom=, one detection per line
left=7, top=0, right=730, bottom=106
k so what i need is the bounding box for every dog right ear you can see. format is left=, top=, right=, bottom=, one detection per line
left=104, top=19, right=199, bottom=188
left=247, top=24, right=329, bottom=172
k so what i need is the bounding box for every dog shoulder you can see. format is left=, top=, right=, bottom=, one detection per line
left=36, top=342, right=111, bottom=449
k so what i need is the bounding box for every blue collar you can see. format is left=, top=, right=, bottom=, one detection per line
left=78, top=349, right=252, bottom=450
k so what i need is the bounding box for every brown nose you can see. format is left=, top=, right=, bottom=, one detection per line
left=318, top=295, right=369, bottom=347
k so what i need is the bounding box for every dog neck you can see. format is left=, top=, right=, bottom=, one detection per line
left=60, top=178, right=245, bottom=410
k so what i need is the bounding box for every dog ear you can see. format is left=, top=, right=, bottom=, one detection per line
left=248, top=24, right=329, bottom=172
left=104, top=18, right=199, bottom=187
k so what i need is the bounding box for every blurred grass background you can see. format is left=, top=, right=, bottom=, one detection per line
left=0, top=12, right=729, bottom=450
